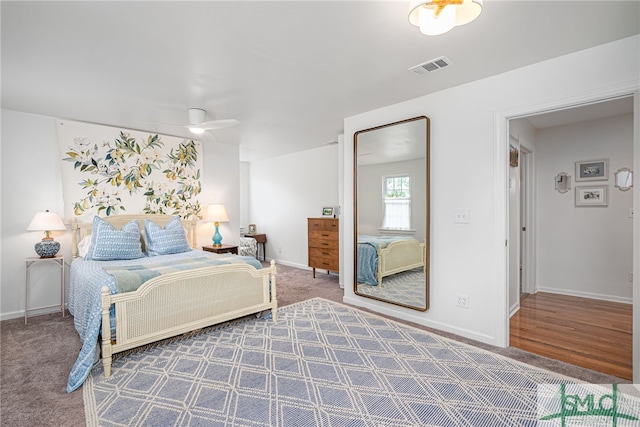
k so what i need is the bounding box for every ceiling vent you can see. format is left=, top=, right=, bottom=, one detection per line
left=409, top=56, right=452, bottom=75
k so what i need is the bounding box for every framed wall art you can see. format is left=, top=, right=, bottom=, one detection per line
left=575, top=159, right=608, bottom=182
left=575, top=185, right=608, bottom=207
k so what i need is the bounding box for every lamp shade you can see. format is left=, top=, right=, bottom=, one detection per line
left=27, top=210, right=66, bottom=258
left=205, top=204, right=229, bottom=223
left=27, top=210, right=66, bottom=232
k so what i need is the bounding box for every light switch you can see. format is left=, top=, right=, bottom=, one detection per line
left=454, top=209, right=470, bottom=224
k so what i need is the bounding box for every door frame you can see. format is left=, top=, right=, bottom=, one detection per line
left=494, top=83, right=639, bottom=383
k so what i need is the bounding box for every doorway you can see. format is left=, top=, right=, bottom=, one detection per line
left=505, top=95, right=636, bottom=380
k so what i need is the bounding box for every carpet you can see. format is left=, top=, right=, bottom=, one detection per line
left=83, top=298, right=639, bottom=426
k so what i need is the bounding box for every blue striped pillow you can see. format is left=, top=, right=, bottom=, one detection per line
left=85, top=217, right=144, bottom=260
left=144, top=216, right=191, bottom=256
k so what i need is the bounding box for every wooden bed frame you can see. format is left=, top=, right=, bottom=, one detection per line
left=71, top=214, right=277, bottom=378
left=375, top=239, right=426, bottom=286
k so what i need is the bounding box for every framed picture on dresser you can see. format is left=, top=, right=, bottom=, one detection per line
left=322, top=207, right=334, bottom=217
left=248, top=224, right=257, bottom=233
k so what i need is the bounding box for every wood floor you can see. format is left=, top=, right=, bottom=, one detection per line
left=510, top=292, right=632, bottom=380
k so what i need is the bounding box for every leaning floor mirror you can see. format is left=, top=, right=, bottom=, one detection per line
left=354, top=116, right=430, bottom=311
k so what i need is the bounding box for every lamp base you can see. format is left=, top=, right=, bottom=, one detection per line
left=35, top=239, right=60, bottom=258
left=212, top=223, right=223, bottom=247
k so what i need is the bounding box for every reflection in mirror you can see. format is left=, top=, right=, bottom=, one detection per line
left=614, top=167, right=633, bottom=191
left=354, top=116, right=429, bottom=311
left=554, top=172, right=571, bottom=193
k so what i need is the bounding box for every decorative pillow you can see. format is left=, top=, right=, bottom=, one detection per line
left=77, top=235, right=92, bottom=258
left=144, top=216, right=191, bottom=256
left=84, top=217, right=144, bottom=261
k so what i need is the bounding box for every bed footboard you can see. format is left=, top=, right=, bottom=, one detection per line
left=377, top=240, right=426, bottom=286
left=100, top=260, right=277, bottom=377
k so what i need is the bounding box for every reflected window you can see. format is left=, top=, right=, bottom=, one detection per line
left=382, top=174, right=411, bottom=230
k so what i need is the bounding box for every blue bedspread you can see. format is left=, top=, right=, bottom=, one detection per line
left=356, top=235, right=414, bottom=286
left=66, top=250, right=262, bottom=393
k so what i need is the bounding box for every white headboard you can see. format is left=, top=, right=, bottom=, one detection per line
left=70, top=214, right=198, bottom=258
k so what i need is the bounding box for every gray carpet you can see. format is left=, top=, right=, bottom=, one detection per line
left=0, top=263, right=630, bottom=426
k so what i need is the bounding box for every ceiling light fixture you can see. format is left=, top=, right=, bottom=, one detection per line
left=408, top=0, right=482, bottom=36
left=188, top=126, right=205, bottom=135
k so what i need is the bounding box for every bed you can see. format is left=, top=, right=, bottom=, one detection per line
left=66, top=214, right=277, bottom=393
left=357, top=235, right=426, bottom=286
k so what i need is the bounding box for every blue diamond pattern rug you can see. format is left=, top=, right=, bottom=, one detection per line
left=83, top=298, right=639, bottom=426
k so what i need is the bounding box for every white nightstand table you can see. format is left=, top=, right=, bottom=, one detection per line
left=25, top=256, right=65, bottom=324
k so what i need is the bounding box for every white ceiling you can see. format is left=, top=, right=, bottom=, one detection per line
left=2, top=1, right=639, bottom=162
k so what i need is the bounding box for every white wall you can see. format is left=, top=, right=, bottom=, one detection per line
left=342, top=36, right=639, bottom=347
left=536, top=113, right=633, bottom=302
left=0, top=109, right=241, bottom=319
left=248, top=144, right=339, bottom=269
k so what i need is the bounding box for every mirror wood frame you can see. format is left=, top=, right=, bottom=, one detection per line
left=353, top=116, right=430, bottom=311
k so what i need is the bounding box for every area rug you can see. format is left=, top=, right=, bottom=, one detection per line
left=83, top=298, right=639, bottom=426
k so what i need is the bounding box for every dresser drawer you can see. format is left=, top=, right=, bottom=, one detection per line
left=308, top=230, right=338, bottom=248
left=309, top=248, right=339, bottom=271
left=308, top=218, right=338, bottom=232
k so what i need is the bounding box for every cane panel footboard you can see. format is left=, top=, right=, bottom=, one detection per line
left=100, top=260, right=277, bottom=377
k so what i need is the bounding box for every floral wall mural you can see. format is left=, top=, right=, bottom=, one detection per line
left=57, top=119, right=202, bottom=221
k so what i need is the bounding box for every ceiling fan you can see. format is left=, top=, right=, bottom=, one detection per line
left=184, top=108, right=239, bottom=135
left=143, top=108, right=239, bottom=138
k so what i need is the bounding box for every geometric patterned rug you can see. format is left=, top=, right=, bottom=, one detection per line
left=357, top=268, right=426, bottom=309
left=83, top=298, right=639, bottom=426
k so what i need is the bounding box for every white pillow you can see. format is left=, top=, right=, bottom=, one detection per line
left=78, top=235, right=92, bottom=258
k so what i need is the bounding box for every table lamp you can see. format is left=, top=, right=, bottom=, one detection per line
left=206, top=204, right=229, bottom=247
left=27, top=210, right=66, bottom=258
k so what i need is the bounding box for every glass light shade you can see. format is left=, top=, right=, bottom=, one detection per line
left=188, top=126, right=205, bottom=135
left=419, top=4, right=456, bottom=36
left=408, top=0, right=482, bottom=36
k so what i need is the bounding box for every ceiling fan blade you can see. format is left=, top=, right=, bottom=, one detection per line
left=199, top=119, right=240, bottom=130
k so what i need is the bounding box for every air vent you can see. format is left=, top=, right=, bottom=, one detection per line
left=409, top=56, right=452, bottom=75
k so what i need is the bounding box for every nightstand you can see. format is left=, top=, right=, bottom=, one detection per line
left=202, top=245, right=238, bottom=255
left=25, top=256, right=65, bottom=324
left=243, top=233, right=267, bottom=261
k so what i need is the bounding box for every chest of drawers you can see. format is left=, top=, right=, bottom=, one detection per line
left=307, top=217, right=339, bottom=277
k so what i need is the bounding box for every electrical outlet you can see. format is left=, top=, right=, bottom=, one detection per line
left=629, top=272, right=634, bottom=283
left=629, top=208, right=634, bottom=218
left=456, top=294, right=469, bottom=309
left=454, top=209, right=470, bottom=224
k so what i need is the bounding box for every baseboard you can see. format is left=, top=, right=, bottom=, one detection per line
left=343, top=295, right=499, bottom=347
left=509, top=301, right=520, bottom=318
left=536, top=286, right=633, bottom=304
left=272, top=259, right=339, bottom=278
left=1, top=306, right=63, bottom=322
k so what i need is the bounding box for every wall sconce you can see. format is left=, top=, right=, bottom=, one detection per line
left=27, top=210, right=66, bottom=258
left=205, top=204, right=229, bottom=247
left=408, top=0, right=483, bottom=36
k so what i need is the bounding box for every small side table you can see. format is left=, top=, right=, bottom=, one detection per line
left=243, top=233, right=267, bottom=261
left=202, top=245, right=238, bottom=255
left=25, top=256, right=65, bottom=324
